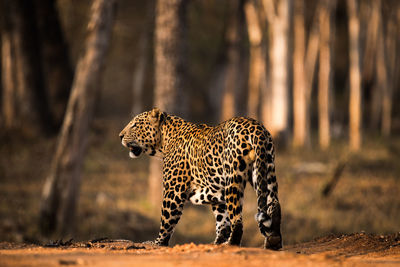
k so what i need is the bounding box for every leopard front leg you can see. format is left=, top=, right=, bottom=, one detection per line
left=211, top=203, right=231, bottom=244
left=154, top=158, right=189, bottom=246
left=154, top=187, right=187, bottom=246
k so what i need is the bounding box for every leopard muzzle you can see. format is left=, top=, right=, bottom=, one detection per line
left=127, top=142, right=143, bottom=158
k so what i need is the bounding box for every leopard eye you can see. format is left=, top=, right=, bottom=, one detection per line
left=130, top=123, right=136, bottom=129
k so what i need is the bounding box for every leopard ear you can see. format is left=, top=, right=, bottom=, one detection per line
left=150, top=108, right=160, bottom=118
left=150, top=108, right=165, bottom=125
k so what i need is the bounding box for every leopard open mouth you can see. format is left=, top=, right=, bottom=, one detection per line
left=127, top=143, right=142, bottom=158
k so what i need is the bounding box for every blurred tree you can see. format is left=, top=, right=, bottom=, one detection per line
left=379, top=3, right=398, bottom=137
left=34, top=0, right=73, bottom=128
left=221, top=0, right=244, bottom=121
left=318, top=0, right=336, bottom=150
left=205, top=1, right=246, bottom=123
left=205, top=6, right=229, bottom=123
left=234, top=3, right=249, bottom=118
left=1, top=0, right=53, bottom=135
left=347, top=0, right=362, bottom=151
left=261, top=0, right=290, bottom=144
left=376, top=0, right=389, bottom=137
left=363, top=0, right=380, bottom=130
left=1, top=1, right=17, bottom=129
left=293, top=0, right=321, bottom=148
left=364, top=0, right=398, bottom=136
left=304, top=2, right=320, bottom=127
left=39, top=0, right=116, bottom=236
left=149, top=0, right=188, bottom=208
left=244, top=0, right=263, bottom=120
left=131, top=0, right=154, bottom=115
left=292, top=0, right=306, bottom=148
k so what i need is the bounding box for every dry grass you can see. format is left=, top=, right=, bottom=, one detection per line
left=0, top=119, right=399, bottom=247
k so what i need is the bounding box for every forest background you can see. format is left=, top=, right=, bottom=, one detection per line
left=0, top=0, right=399, bottom=247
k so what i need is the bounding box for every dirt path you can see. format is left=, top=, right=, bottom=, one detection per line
left=1, top=233, right=400, bottom=267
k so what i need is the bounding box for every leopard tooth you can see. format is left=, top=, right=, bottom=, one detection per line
left=129, top=151, right=138, bottom=158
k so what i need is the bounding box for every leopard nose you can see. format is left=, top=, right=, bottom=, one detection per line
left=119, top=134, right=124, bottom=140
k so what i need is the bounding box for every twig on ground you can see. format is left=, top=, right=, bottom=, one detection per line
left=321, top=157, right=348, bottom=197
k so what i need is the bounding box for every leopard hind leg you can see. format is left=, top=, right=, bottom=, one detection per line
left=224, top=153, right=252, bottom=246
left=211, top=203, right=231, bottom=244
left=252, top=143, right=282, bottom=250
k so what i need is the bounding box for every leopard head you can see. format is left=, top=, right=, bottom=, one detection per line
left=119, top=108, right=166, bottom=158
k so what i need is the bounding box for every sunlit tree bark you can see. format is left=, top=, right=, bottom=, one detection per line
left=300, top=1, right=322, bottom=147
left=347, top=0, right=362, bottom=151
left=318, top=0, right=336, bottom=150
left=261, top=0, right=290, bottom=142
left=292, top=0, right=306, bottom=148
left=244, top=0, right=263, bottom=120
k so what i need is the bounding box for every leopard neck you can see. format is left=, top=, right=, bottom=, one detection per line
left=159, top=114, right=193, bottom=156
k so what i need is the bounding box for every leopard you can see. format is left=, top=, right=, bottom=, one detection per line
left=119, top=108, right=282, bottom=249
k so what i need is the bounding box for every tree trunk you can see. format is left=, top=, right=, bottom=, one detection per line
left=304, top=3, right=321, bottom=99
left=205, top=1, right=233, bottom=124
left=303, top=2, right=322, bottom=144
left=132, top=35, right=149, bottom=115
left=375, top=2, right=389, bottom=137
left=206, top=48, right=228, bottom=124
left=244, top=0, right=263, bottom=120
left=206, top=47, right=228, bottom=124
left=347, top=0, right=362, bottom=151
left=149, top=0, right=188, bottom=208
left=34, top=0, right=74, bottom=128
left=221, top=1, right=242, bottom=121
left=361, top=0, right=379, bottom=83
left=153, top=0, right=188, bottom=117
left=318, top=0, right=335, bottom=150
left=364, top=0, right=381, bottom=130
left=1, top=0, right=53, bottom=135
left=395, top=9, right=400, bottom=100
left=234, top=4, right=248, bottom=117
left=292, top=0, right=306, bottom=148
left=380, top=6, right=397, bottom=137
left=1, top=13, right=18, bottom=129
left=261, top=0, right=290, bottom=142
left=131, top=0, right=154, bottom=115
left=39, top=0, right=116, bottom=236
